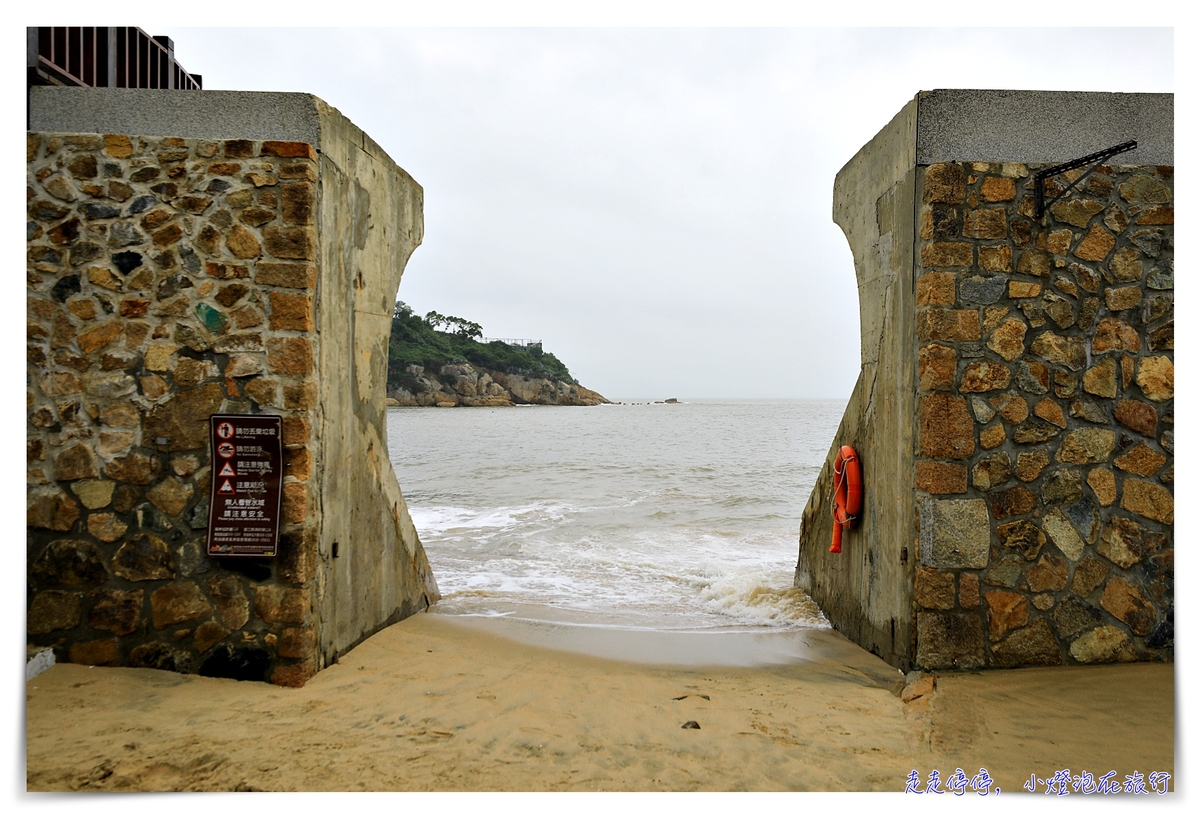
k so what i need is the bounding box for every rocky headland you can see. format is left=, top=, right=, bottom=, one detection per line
left=386, top=303, right=608, bottom=407
left=387, top=362, right=608, bottom=407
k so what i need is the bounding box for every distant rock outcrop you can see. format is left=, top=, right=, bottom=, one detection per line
left=386, top=363, right=608, bottom=407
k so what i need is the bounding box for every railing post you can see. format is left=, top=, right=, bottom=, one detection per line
left=154, top=34, right=174, bottom=89
left=26, top=27, right=39, bottom=85
left=104, top=27, right=117, bottom=88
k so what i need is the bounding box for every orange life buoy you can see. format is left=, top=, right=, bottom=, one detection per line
left=830, top=445, right=862, bottom=554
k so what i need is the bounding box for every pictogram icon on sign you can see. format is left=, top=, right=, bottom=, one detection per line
left=217, top=442, right=235, bottom=459
left=218, top=462, right=236, bottom=477
left=216, top=421, right=235, bottom=439
left=217, top=478, right=235, bottom=495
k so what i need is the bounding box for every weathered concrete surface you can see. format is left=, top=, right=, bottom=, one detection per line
left=29, top=87, right=322, bottom=145
left=915, top=90, right=1173, bottom=165
left=311, top=98, right=438, bottom=664
left=795, top=97, right=918, bottom=670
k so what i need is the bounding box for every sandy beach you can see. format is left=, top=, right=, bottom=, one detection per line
left=25, top=612, right=1173, bottom=792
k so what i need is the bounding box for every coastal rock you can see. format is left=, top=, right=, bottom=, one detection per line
left=492, top=372, right=608, bottom=406
left=391, top=362, right=606, bottom=407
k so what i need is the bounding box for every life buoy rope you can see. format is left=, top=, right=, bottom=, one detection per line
left=830, top=444, right=862, bottom=554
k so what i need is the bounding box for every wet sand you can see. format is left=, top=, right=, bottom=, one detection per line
left=25, top=612, right=1173, bottom=792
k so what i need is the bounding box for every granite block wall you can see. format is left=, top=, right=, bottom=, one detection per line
left=912, top=160, right=1173, bottom=669
left=29, top=132, right=331, bottom=685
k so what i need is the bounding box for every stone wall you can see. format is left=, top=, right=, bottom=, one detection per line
left=796, top=90, right=1172, bottom=673
left=27, top=89, right=439, bottom=685
left=27, top=132, right=325, bottom=683
left=912, top=161, right=1172, bottom=669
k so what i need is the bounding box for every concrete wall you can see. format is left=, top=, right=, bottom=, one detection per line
left=794, top=98, right=919, bottom=670
left=797, top=90, right=1173, bottom=672
left=309, top=99, right=437, bottom=664
left=27, top=88, right=437, bottom=684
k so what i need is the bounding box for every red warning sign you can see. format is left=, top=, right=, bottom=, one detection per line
left=206, top=414, right=283, bottom=558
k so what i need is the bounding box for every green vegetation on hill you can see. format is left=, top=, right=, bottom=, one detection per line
left=387, top=302, right=576, bottom=392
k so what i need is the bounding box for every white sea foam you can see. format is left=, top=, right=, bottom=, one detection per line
left=389, top=400, right=844, bottom=633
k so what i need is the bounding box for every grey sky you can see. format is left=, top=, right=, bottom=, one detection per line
left=168, top=27, right=1173, bottom=400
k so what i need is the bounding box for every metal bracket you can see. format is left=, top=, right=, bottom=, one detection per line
left=1034, top=140, right=1136, bottom=219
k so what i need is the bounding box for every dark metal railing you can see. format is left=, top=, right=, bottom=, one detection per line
left=28, top=26, right=202, bottom=90
left=482, top=338, right=543, bottom=348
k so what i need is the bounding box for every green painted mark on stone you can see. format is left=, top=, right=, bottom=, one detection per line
left=195, top=303, right=228, bottom=335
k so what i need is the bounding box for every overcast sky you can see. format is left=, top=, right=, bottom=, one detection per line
left=161, top=26, right=1173, bottom=400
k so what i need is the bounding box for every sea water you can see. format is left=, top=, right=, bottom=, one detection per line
left=387, top=400, right=845, bottom=658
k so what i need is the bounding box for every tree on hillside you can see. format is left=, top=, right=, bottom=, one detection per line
left=423, top=310, right=482, bottom=339
left=447, top=317, right=483, bottom=339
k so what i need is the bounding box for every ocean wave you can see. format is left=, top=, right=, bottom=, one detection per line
left=409, top=502, right=577, bottom=538
left=697, top=571, right=830, bottom=628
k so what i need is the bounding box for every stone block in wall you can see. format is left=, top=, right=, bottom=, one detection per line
left=916, top=612, right=984, bottom=669
left=919, top=395, right=975, bottom=459
left=919, top=498, right=989, bottom=569
left=991, top=618, right=1061, bottom=667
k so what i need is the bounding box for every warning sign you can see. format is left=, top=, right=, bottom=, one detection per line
left=206, top=414, right=283, bottom=558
